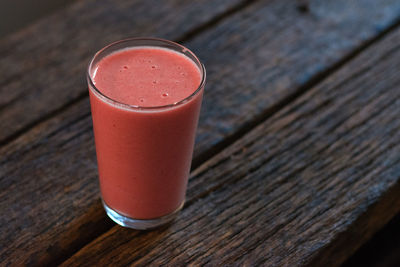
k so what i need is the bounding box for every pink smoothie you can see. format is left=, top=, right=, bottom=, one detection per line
left=89, top=47, right=203, bottom=219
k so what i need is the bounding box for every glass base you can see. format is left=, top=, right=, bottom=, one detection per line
left=102, top=200, right=184, bottom=230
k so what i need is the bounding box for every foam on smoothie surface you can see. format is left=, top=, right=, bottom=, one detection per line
left=92, top=47, right=201, bottom=107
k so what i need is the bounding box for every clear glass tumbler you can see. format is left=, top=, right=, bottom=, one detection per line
left=87, top=38, right=205, bottom=230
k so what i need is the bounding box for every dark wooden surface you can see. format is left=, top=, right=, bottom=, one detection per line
left=1, top=0, right=400, bottom=266
left=61, top=25, right=400, bottom=266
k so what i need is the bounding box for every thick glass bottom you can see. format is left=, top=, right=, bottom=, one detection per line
left=102, top=200, right=184, bottom=230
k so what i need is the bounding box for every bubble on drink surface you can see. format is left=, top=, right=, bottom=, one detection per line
left=162, top=93, right=169, bottom=97
left=151, top=65, right=156, bottom=69
left=139, top=97, right=145, bottom=103
left=123, top=65, right=129, bottom=69
left=152, top=80, right=157, bottom=84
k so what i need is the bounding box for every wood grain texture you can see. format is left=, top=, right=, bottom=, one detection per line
left=0, top=0, right=244, bottom=145
left=61, top=25, right=400, bottom=266
left=1, top=0, right=400, bottom=266
left=190, top=0, right=400, bottom=158
left=1, top=0, right=400, bottom=147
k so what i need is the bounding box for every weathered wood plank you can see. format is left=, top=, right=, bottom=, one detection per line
left=0, top=0, right=244, bottom=145
left=189, top=0, right=400, bottom=158
left=61, top=25, right=400, bottom=266
left=2, top=0, right=400, bottom=266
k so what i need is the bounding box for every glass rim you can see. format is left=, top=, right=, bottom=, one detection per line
left=87, top=37, right=206, bottom=111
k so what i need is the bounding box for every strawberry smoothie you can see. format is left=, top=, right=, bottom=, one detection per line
left=87, top=38, right=205, bottom=229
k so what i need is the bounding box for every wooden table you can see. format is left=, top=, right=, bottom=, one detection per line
left=1, top=0, right=400, bottom=266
